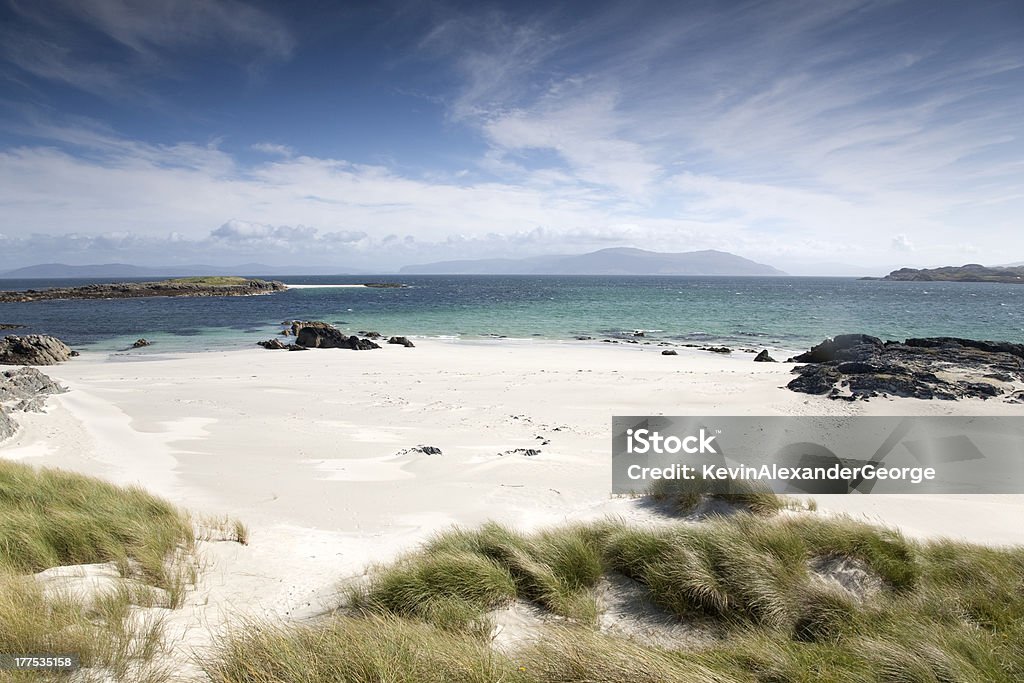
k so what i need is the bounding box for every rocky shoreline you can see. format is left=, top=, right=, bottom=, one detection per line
left=786, top=334, right=1024, bottom=401
left=0, top=366, right=67, bottom=441
left=0, top=277, right=286, bottom=303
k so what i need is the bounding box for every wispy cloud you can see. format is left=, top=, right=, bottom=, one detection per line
left=1, top=0, right=293, bottom=97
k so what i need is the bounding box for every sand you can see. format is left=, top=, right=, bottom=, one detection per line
left=2, top=338, right=1022, bottom=672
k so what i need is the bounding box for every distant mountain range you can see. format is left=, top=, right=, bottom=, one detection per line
left=400, top=248, right=786, bottom=276
left=1, top=249, right=786, bottom=279
left=0, top=263, right=369, bottom=278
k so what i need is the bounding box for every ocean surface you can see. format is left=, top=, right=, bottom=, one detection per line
left=1, top=275, right=1022, bottom=354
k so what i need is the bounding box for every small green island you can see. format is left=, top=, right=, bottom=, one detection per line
left=0, top=276, right=287, bottom=303
left=864, top=263, right=1024, bottom=283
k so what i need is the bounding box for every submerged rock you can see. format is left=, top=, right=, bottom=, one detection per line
left=0, top=335, right=73, bottom=365
left=787, top=335, right=1024, bottom=401
left=132, top=338, right=151, bottom=348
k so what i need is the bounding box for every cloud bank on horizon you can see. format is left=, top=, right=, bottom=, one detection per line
left=0, top=0, right=1021, bottom=274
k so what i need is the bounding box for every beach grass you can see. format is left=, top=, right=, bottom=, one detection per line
left=0, top=460, right=204, bottom=681
left=204, top=615, right=531, bottom=683
left=646, top=474, right=785, bottom=516
left=209, top=513, right=1024, bottom=682
left=0, top=459, right=194, bottom=588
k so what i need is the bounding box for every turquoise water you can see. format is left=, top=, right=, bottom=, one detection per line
left=1, top=275, right=1022, bottom=353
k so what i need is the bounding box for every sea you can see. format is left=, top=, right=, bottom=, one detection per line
left=1, top=275, right=1022, bottom=355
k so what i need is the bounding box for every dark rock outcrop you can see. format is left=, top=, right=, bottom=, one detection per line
left=662, top=349, right=678, bottom=356
left=0, top=323, right=25, bottom=330
left=290, top=322, right=381, bottom=350
left=787, top=335, right=1024, bottom=401
left=787, top=334, right=883, bottom=363
left=754, top=349, right=778, bottom=362
left=0, top=335, right=73, bottom=365
left=358, top=331, right=383, bottom=339
left=387, top=336, right=415, bottom=348
left=132, top=338, right=151, bottom=348
left=258, top=339, right=287, bottom=350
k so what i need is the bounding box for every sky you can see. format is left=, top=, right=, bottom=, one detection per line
left=0, top=0, right=1021, bottom=274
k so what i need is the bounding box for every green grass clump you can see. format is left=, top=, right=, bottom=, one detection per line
left=0, top=569, right=171, bottom=683
left=348, top=549, right=517, bottom=633
left=647, top=475, right=784, bottom=516
left=205, top=615, right=531, bottom=683
left=322, top=514, right=1024, bottom=681
left=0, top=461, right=207, bottom=681
left=351, top=523, right=607, bottom=629
left=0, top=460, right=194, bottom=589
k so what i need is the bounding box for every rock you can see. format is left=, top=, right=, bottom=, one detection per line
left=0, top=367, right=67, bottom=402
left=291, top=322, right=381, bottom=350
left=787, top=334, right=883, bottom=363
left=257, top=339, right=287, bottom=350
left=575, top=336, right=594, bottom=341
left=500, top=448, right=540, bottom=457
left=787, top=335, right=1024, bottom=401
left=132, top=338, right=151, bottom=348
left=358, top=331, right=383, bottom=339
left=387, top=336, right=415, bottom=348
left=661, top=349, right=678, bottom=356
left=633, top=330, right=645, bottom=337
left=0, top=405, right=16, bottom=441
left=15, top=397, right=47, bottom=413
left=704, top=346, right=732, bottom=354
left=754, top=350, right=778, bottom=362
left=0, top=335, right=73, bottom=365
left=398, top=445, right=442, bottom=456
left=0, top=323, right=25, bottom=330
left=279, top=329, right=291, bottom=336
left=286, top=344, right=308, bottom=351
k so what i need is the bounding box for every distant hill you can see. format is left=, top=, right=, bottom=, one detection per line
left=0, top=263, right=369, bottom=278
left=868, top=264, right=1024, bottom=283
left=400, top=248, right=786, bottom=276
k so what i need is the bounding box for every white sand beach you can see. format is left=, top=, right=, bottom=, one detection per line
left=3, top=339, right=1023, bottom=671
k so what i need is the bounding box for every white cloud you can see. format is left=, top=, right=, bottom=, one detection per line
left=251, top=142, right=294, bottom=157
left=891, top=234, right=914, bottom=252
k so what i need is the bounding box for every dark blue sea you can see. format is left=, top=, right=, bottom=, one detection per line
left=1, top=275, right=1022, bottom=353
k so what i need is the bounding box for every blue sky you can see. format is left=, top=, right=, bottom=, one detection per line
left=0, top=0, right=1021, bottom=273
